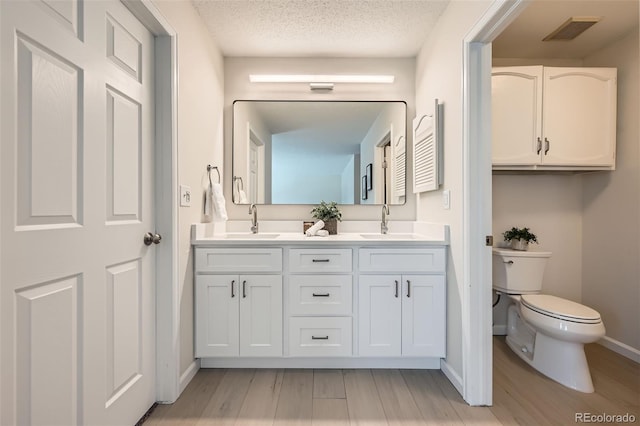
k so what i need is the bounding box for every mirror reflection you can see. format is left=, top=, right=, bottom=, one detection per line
left=232, top=101, right=407, bottom=205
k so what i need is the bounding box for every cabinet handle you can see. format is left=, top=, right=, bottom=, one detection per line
left=312, top=293, right=330, bottom=297
left=544, top=137, right=550, bottom=155
left=536, top=137, right=542, bottom=154
left=395, top=280, right=399, bottom=298
left=312, top=259, right=330, bottom=263
left=311, top=336, right=329, bottom=340
left=407, top=280, right=411, bottom=298
left=231, top=280, right=235, bottom=298
left=242, top=280, right=247, bottom=298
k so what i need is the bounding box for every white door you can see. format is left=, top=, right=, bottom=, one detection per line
left=358, top=275, right=401, bottom=357
left=542, top=67, right=617, bottom=167
left=0, top=1, right=156, bottom=425
left=491, top=66, right=543, bottom=166
left=401, top=275, right=446, bottom=357
left=239, top=275, right=282, bottom=357
left=195, top=275, right=240, bottom=357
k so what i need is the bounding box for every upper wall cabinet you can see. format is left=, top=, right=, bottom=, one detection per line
left=492, top=66, right=617, bottom=171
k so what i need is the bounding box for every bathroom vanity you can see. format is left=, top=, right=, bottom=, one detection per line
left=192, top=224, right=448, bottom=368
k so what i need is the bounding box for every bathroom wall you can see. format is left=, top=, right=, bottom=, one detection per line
left=223, top=57, right=417, bottom=221
left=415, top=0, right=493, bottom=383
left=153, top=0, right=225, bottom=379
left=582, top=26, right=640, bottom=354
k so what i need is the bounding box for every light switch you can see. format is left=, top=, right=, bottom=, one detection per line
left=180, top=185, right=192, bottom=207
left=443, top=189, right=450, bottom=210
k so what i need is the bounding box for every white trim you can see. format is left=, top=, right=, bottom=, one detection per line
left=462, top=0, right=528, bottom=406
left=598, top=337, right=640, bottom=363
left=178, top=360, right=201, bottom=395
left=122, top=0, right=180, bottom=404
left=200, top=357, right=442, bottom=369
left=440, top=359, right=463, bottom=396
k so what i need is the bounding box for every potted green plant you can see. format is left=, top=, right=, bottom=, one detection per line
left=310, top=201, right=342, bottom=235
left=503, top=226, right=538, bottom=251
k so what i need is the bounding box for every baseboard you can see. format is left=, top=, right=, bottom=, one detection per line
left=440, top=359, right=463, bottom=397
left=179, top=359, right=200, bottom=395
left=200, top=357, right=441, bottom=369
left=493, top=325, right=507, bottom=335
left=598, top=336, right=640, bottom=363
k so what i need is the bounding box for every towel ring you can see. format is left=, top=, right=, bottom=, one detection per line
left=233, top=176, right=244, bottom=191
left=207, top=165, right=220, bottom=185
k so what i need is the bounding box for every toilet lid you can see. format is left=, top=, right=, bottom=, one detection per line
left=521, top=294, right=602, bottom=324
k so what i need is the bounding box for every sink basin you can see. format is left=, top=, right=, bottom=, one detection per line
left=223, top=233, right=280, bottom=239
left=360, top=233, right=419, bottom=240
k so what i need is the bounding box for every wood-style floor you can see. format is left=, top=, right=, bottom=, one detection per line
left=145, top=337, right=639, bottom=425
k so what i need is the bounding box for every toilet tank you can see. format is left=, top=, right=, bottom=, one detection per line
left=492, top=248, right=551, bottom=294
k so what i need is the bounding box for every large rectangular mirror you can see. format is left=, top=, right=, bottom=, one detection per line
left=232, top=101, right=406, bottom=205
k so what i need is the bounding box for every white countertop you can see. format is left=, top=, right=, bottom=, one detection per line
left=191, top=221, right=449, bottom=246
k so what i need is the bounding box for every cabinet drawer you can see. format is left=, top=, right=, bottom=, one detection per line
left=195, top=248, right=282, bottom=273
left=359, top=248, right=445, bottom=273
left=289, top=249, right=352, bottom=273
left=289, top=317, right=352, bottom=357
left=289, top=275, right=352, bottom=316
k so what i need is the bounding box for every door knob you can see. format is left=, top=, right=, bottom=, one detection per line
left=143, top=232, right=162, bottom=246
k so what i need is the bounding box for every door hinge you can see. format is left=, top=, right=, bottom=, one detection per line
left=485, top=235, right=494, bottom=246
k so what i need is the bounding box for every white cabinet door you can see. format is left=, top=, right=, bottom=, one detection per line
left=542, top=67, right=617, bottom=167
left=240, top=275, right=283, bottom=357
left=492, top=66, right=543, bottom=166
left=195, top=275, right=239, bottom=357
left=401, top=275, right=446, bottom=357
left=358, top=275, right=402, bottom=357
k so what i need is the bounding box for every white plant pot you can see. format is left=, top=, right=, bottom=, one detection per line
left=510, top=239, right=529, bottom=251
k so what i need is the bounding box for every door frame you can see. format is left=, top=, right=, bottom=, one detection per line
left=462, top=0, right=527, bottom=405
left=121, top=0, right=180, bottom=403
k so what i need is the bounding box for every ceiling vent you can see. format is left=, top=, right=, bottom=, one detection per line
left=543, top=17, right=601, bottom=41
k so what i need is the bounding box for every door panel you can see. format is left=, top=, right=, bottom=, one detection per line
left=358, top=275, right=401, bottom=357
left=1, top=1, right=155, bottom=425
left=195, top=275, right=240, bottom=357
left=240, top=275, right=282, bottom=357
left=401, top=275, right=446, bottom=357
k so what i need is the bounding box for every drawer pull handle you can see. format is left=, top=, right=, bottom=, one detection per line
left=407, top=280, right=411, bottom=298
left=395, top=280, right=399, bottom=298
left=312, top=293, right=330, bottom=297
left=311, top=336, right=329, bottom=340
left=312, top=259, right=330, bottom=263
left=231, top=280, right=235, bottom=298
left=242, top=280, right=247, bottom=298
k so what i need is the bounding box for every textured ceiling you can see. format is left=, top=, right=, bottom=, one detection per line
left=493, top=0, right=639, bottom=59
left=191, top=0, right=450, bottom=58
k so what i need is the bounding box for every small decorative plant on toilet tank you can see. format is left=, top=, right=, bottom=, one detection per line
left=503, top=226, right=538, bottom=251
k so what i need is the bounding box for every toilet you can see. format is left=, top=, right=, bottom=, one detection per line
left=493, top=248, right=605, bottom=393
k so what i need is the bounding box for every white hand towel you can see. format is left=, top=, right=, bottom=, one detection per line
left=305, top=220, right=325, bottom=236
left=238, top=189, right=248, bottom=204
left=203, top=182, right=213, bottom=223
left=211, top=183, right=228, bottom=221
left=316, top=230, right=329, bottom=237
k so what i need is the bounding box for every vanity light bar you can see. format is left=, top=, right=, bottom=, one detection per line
left=248, top=74, right=395, bottom=84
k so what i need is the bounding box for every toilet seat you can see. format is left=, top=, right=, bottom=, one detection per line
left=521, top=294, right=601, bottom=324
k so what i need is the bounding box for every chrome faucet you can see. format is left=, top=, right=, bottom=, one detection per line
left=381, top=204, right=390, bottom=234
left=249, top=204, right=258, bottom=234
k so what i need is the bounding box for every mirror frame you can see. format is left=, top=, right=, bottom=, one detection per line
left=231, top=100, right=408, bottom=206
